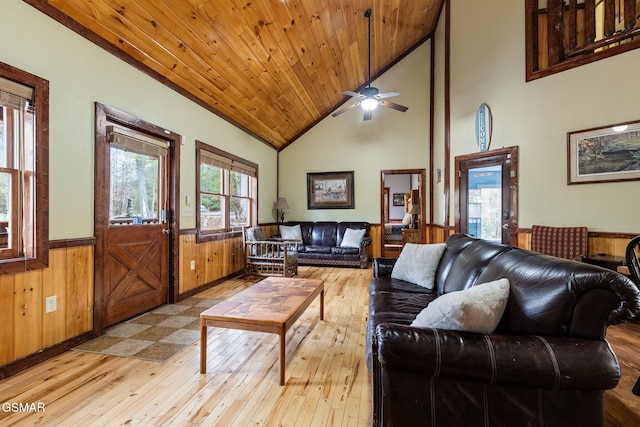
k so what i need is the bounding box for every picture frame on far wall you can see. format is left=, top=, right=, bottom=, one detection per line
left=567, top=119, right=640, bottom=184
left=392, top=193, right=406, bottom=206
left=307, top=171, right=354, bottom=209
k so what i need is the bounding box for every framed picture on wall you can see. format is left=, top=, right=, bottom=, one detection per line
left=307, top=171, right=354, bottom=209
left=567, top=120, right=640, bottom=184
left=392, top=193, right=406, bottom=206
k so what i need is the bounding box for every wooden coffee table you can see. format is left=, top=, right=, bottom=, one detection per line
left=200, top=276, right=324, bottom=385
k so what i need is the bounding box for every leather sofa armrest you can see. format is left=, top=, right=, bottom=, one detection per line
left=374, top=323, right=620, bottom=391
left=373, top=258, right=397, bottom=278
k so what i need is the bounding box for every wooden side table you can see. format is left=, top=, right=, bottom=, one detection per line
left=402, top=228, right=421, bottom=246
left=583, top=254, right=626, bottom=272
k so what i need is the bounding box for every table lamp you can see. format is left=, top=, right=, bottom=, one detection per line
left=276, top=198, right=290, bottom=223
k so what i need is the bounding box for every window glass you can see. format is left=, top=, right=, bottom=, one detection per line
left=0, top=65, right=47, bottom=270
left=230, top=196, right=249, bottom=228
left=197, top=143, right=257, bottom=238
left=109, top=147, right=161, bottom=223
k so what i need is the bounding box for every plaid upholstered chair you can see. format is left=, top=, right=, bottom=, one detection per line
left=530, top=225, right=588, bottom=261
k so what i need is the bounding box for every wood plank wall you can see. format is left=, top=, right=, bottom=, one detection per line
left=179, top=233, right=245, bottom=296
left=0, top=246, right=94, bottom=366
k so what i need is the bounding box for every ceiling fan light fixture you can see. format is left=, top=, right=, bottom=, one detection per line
left=361, top=97, right=379, bottom=111
left=330, top=8, right=407, bottom=120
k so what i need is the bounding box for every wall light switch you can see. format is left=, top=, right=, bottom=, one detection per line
left=190, top=260, right=195, bottom=270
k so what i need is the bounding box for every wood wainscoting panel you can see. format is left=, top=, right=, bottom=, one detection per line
left=14, top=270, right=44, bottom=360
left=517, top=229, right=638, bottom=258
left=179, top=233, right=245, bottom=296
left=369, top=224, right=382, bottom=260
left=589, top=234, right=638, bottom=258
left=0, top=245, right=94, bottom=366
left=42, top=249, right=68, bottom=347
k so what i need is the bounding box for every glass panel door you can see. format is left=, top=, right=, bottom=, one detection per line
left=456, top=147, right=518, bottom=245
left=467, top=165, right=502, bottom=241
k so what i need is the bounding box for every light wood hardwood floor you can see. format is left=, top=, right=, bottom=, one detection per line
left=0, top=266, right=638, bottom=426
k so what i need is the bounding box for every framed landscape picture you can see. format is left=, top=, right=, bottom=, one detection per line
left=567, top=120, right=640, bottom=184
left=307, top=171, right=354, bottom=209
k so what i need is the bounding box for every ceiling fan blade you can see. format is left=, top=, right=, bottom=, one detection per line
left=342, top=90, right=363, bottom=98
left=363, top=110, right=373, bottom=121
left=379, top=100, right=408, bottom=112
left=331, top=101, right=361, bottom=117
left=376, top=91, right=401, bottom=99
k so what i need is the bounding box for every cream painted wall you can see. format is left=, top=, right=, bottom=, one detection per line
left=435, top=0, right=640, bottom=233
left=1, top=0, right=277, bottom=239
left=279, top=42, right=431, bottom=224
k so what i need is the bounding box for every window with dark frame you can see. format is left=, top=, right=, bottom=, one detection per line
left=0, top=63, right=48, bottom=272
left=196, top=142, right=257, bottom=240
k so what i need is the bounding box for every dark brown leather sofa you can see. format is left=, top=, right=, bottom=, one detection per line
left=283, top=221, right=371, bottom=268
left=368, top=233, right=640, bottom=427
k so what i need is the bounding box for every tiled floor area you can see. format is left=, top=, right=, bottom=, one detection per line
left=73, top=297, right=222, bottom=362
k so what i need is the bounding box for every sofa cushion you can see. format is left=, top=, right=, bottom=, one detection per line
left=411, top=278, right=510, bottom=334
left=332, top=246, right=359, bottom=255
left=310, top=222, right=338, bottom=247
left=438, top=239, right=512, bottom=294
left=305, top=246, right=332, bottom=254
left=391, top=243, right=446, bottom=289
left=340, top=228, right=366, bottom=248
left=279, top=224, right=302, bottom=241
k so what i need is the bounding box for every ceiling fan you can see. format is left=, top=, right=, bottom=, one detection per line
left=332, top=8, right=408, bottom=121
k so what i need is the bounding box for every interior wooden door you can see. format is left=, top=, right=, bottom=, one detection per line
left=97, top=122, right=171, bottom=329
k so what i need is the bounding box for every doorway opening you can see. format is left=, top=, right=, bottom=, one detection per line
left=380, top=169, right=426, bottom=257
left=455, top=147, right=518, bottom=245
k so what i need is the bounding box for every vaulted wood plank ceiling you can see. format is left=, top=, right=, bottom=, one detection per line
left=26, top=0, right=444, bottom=150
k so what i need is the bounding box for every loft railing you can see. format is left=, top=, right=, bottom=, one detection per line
left=526, top=0, right=640, bottom=80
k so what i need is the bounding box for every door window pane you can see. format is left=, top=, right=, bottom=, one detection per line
left=110, top=147, right=162, bottom=223
left=467, top=166, right=501, bottom=242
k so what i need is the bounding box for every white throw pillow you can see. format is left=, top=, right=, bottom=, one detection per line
left=402, top=213, right=413, bottom=225
left=391, top=243, right=446, bottom=289
left=340, top=228, right=366, bottom=248
left=411, top=278, right=511, bottom=334
left=279, top=224, right=302, bottom=241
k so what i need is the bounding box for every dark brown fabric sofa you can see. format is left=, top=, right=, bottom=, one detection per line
left=368, top=233, right=640, bottom=427
left=282, top=221, right=371, bottom=268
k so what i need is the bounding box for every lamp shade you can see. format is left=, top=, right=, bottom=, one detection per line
left=275, top=197, right=290, bottom=210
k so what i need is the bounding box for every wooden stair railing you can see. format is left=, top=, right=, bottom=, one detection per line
left=526, top=0, right=640, bottom=80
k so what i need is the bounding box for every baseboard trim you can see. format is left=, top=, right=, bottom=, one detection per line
left=177, top=269, right=244, bottom=301
left=0, top=331, right=94, bottom=380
